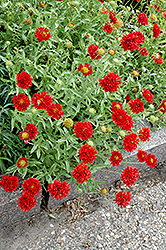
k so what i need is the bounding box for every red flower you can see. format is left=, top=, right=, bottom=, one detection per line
left=74, top=121, right=93, bottom=140
left=152, top=56, right=163, bottom=65
left=158, top=100, right=166, bottom=113
left=98, top=0, right=107, bottom=2
left=142, top=89, right=154, bottom=103
left=101, top=7, right=108, bottom=15
left=123, top=133, right=139, bottom=152
left=138, top=128, right=150, bottom=142
left=78, top=144, right=97, bottom=164
left=163, top=12, right=166, bottom=20
left=138, top=47, right=149, bottom=56
left=154, top=4, right=161, bottom=12
left=32, top=91, right=53, bottom=110
left=13, top=93, right=30, bottom=112
left=109, top=10, right=117, bottom=24
left=72, top=163, right=91, bottom=183
left=46, top=103, right=64, bottom=120
left=77, top=63, right=93, bottom=76
left=16, top=71, right=33, bottom=89
left=137, top=149, right=147, bottom=162
left=39, top=2, right=46, bottom=8
left=103, top=22, right=113, bottom=33
left=125, top=94, right=131, bottom=103
left=18, top=193, right=36, bottom=211
left=108, top=49, right=116, bottom=56
left=121, top=31, right=145, bottom=52
left=48, top=179, right=71, bottom=200
left=17, top=157, right=28, bottom=169
left=111, top=101, right=123, bottom=112
left=112, top=109, right=134, bottom=131
left=25, top=123, right=38, bottom=140
left=70, top=22, right=75, bottom=27
left=146, top=153, right=157, bottom=168
left=34, top=27, right=51, bottom=42
left=88, top=44, right=102, bottom=60
left=115, top=191, right=131, bottom=208
left=153, top=23, right=161, bottom=38
left=0, top=175, right=19, bottom=192
left=121, top=166, right=139, bottom=187
left=109, top=150, right=123, bottom=167
left=22, top=178, right=41, bottom=196
left=99, top=71, right=122, bottom=93
left=137, top=13, right=148, bottom=26
left=19, top=130, right=31, bottom=141
left=129, top=98, right=144, bottom=114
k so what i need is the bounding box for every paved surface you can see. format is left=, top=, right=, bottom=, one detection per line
left=0, top=162, right=166, bottom=250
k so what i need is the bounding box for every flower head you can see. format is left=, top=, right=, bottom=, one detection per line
left=101, top=7, right=108, bottom=15
left=158, top=100, right=166, bottom=113
left=125, top=94, right=131, bottom=103
left=25, top=123, right=38, bottom=140
left=99, top=71, right=122, bottom=93
left=72, top=163, right=91, bottom=183
left=18, top=193, right=36, bottom=211
left=46, top=103, right=64, bottom=120
left=22, top=177, right=41, bottom=196
left=153, top=23, right=161, bottom=38
left=129, top=98, right=144, bottom=114
left=16, top=71, right=33, bottom=89
left=146, top=154, right=157, bottom=168
left=132, top=70, right=140, bottom=77
left=39, top=2, right=46, bottom=8
left=121, top=166, right=139, bottom=187
left=115, top=191, right=131, bottom=208
left=25, top=18, right=32, bottom=25
left=142, top=89, right=154, bottom=103
left=138, top=47, right=149, bottom=56
left=112, top=109, right=134, bottom=131
left=109, top=10, right=117, bottom=24
left=121, top=31, right=145, bottom=52
left=123, top=133, right=139, bottom=152
left=74, top=121, right=93, bottom=140
left=78, top=144, right=97, bottom=164
left=88, top=44, right=103, bottom=60
left=108, top=49, right=116, bottom=56
left=63, top=118, right=74, bottom=128
left=0, top=175, right=19, bottom=192
left=17, top=157, right=28, bottom=169
left=137, top=149, right=147, bottom=162
left=138, top=128, right=150, bottom=142
left=103, top=22, right=113, bottom=33
left=109, top=150, right=123, bottom=167
left=111, top=101, right=123, bottom=112
left=78, top=63, right=93, bottom=76
left=13, top=93, right=30, bottom=112
left=152, top=56, right=163, bottom=65
left=31, top=91, right=53, bottom=110
left=48, top=180, right=71, bottom=200
left=137, top=13, right=148, bottom=26
left=34, top=27, right=51, bottom=42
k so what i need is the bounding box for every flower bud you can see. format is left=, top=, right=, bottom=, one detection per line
left=149, top=104, right=154, bottom=109
left=63, top=118, right=74, bottom=129
left=148, top=85, right=153, bottom=90
left=6, top=61, right=12, bottom=66
left=57, top=79, right=62, bottom=85
left=107, top=127, right=112, bottom=133
left=150, top=115, right=156, bottom=123
left=150, top=14, right=157, bottom=21
left=101, top=188, right=108, bottom=194
left=25, top=18, right=32, bottom=25
left=86, top=33, right=91, bottom=38
left=31, top=108, right=37, bottom=114
left=6, top=41, right=10, bottom=45
left=119, top=130, right=125, bottom=137
left=87, top=141, right=94, bottom=146
left=110, top=1, right=115, bottom=6
left=132, top=87, right=138, bottom=93
left=78, top=188, right=83, bottom=193
left=100, top=125, right=107, bottom=133
left=66, top=41, right=72, bottom=48
left=97, top=48, right=105, bottom=56
left=89, top=108, right=96, bottom=114
left=113, top=58, right=119, bottom=63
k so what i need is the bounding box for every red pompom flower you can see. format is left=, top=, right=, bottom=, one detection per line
left=99, top=71, right=122, bottom=93
left=137, top=149, right=147, bottom=162
left=146, top=153, right=157, bottom=168
left=48, top=179, right=71, bottom=200
left=72, top=163, right=91, bottom=183
left=123, top=133, right=139, bottom=152
left=78, top=144, right=97, bottom=164
left=111, top=101, right=123, bottom=112
left=109, top=150, right=123, bottom=167
left=142, top=89, right=154, bottom=103
left=16, top=71, right=33, bottom=89
left=46, top=103, right=64, bottom=120
left=88, top=44, right=102, bottom=60
left=103, top=22, right=113, bottom=33
left=153, top=23, right=161, bottom=38
left=22, top=178, right=41, bottom=196
left=32, top=91, right=53, bottom=110
left=109, top=10, right=117, bottom=24
left=17, top=157, right=28, bottom=169
left=19, top=123, right=38, bottom=141
left=18, top=193, right=36, bottom=211
left=121, top=166, right=139, bottom=187
left=112, top=109, right=134, bottom=131
left=138, top=127, right=150, bottom=142
left=77, top=63, right=93, bottom=76
left=35, top=27, right=51, bottom=42
left=129, top=97, right=144, bottom=114
left=152, top=56, right=163, bottom=65
left=0, top=175, right=19, bottom=192
left=13, top=93, right=30, bottom=112
left=137, top=13, right=148, bottom=26
left=158, top=100, right=166, bottom=113
left=74, top=121, right=93, bottom=140
left=121, top=31, right=145, bottom=52
left=115, top=191, right=131, bottom=208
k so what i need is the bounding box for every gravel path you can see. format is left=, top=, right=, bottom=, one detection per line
left=11, top=164, right=166, bottom=250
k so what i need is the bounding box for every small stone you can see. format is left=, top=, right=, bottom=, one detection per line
left=50, top=224, right=54, bottom=227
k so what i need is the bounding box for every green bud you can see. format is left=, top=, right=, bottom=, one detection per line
left=100, top=125, right=107, bottom=133
left=149, top=104, right=154, bottom=109
left=6, top=41, right=10, bottom=45
left=110, top=1, right=115, bottom=6
left=78, top=188, right=83, bottom=193
left=31, top=108, right=37, bottom=114
left=101, top=188, right=108, bottom=195
left=113, top=58, right=119, bottom=63
left=150, top=115, right=156, bottom=123
left=87, top=141, right=94, bottom=146
left=148, top=85, right=153, bottom=90
left=66, top=41, right=72, bottom=48
left=89, top=108, right=96, bottom=114
left=6, top=61, right=12, bottom=66
left=57, top=79, right=62, bottom=85
left=119, top=130, right=126, bottom=137
left=63, top=118, right=74, bottom=129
